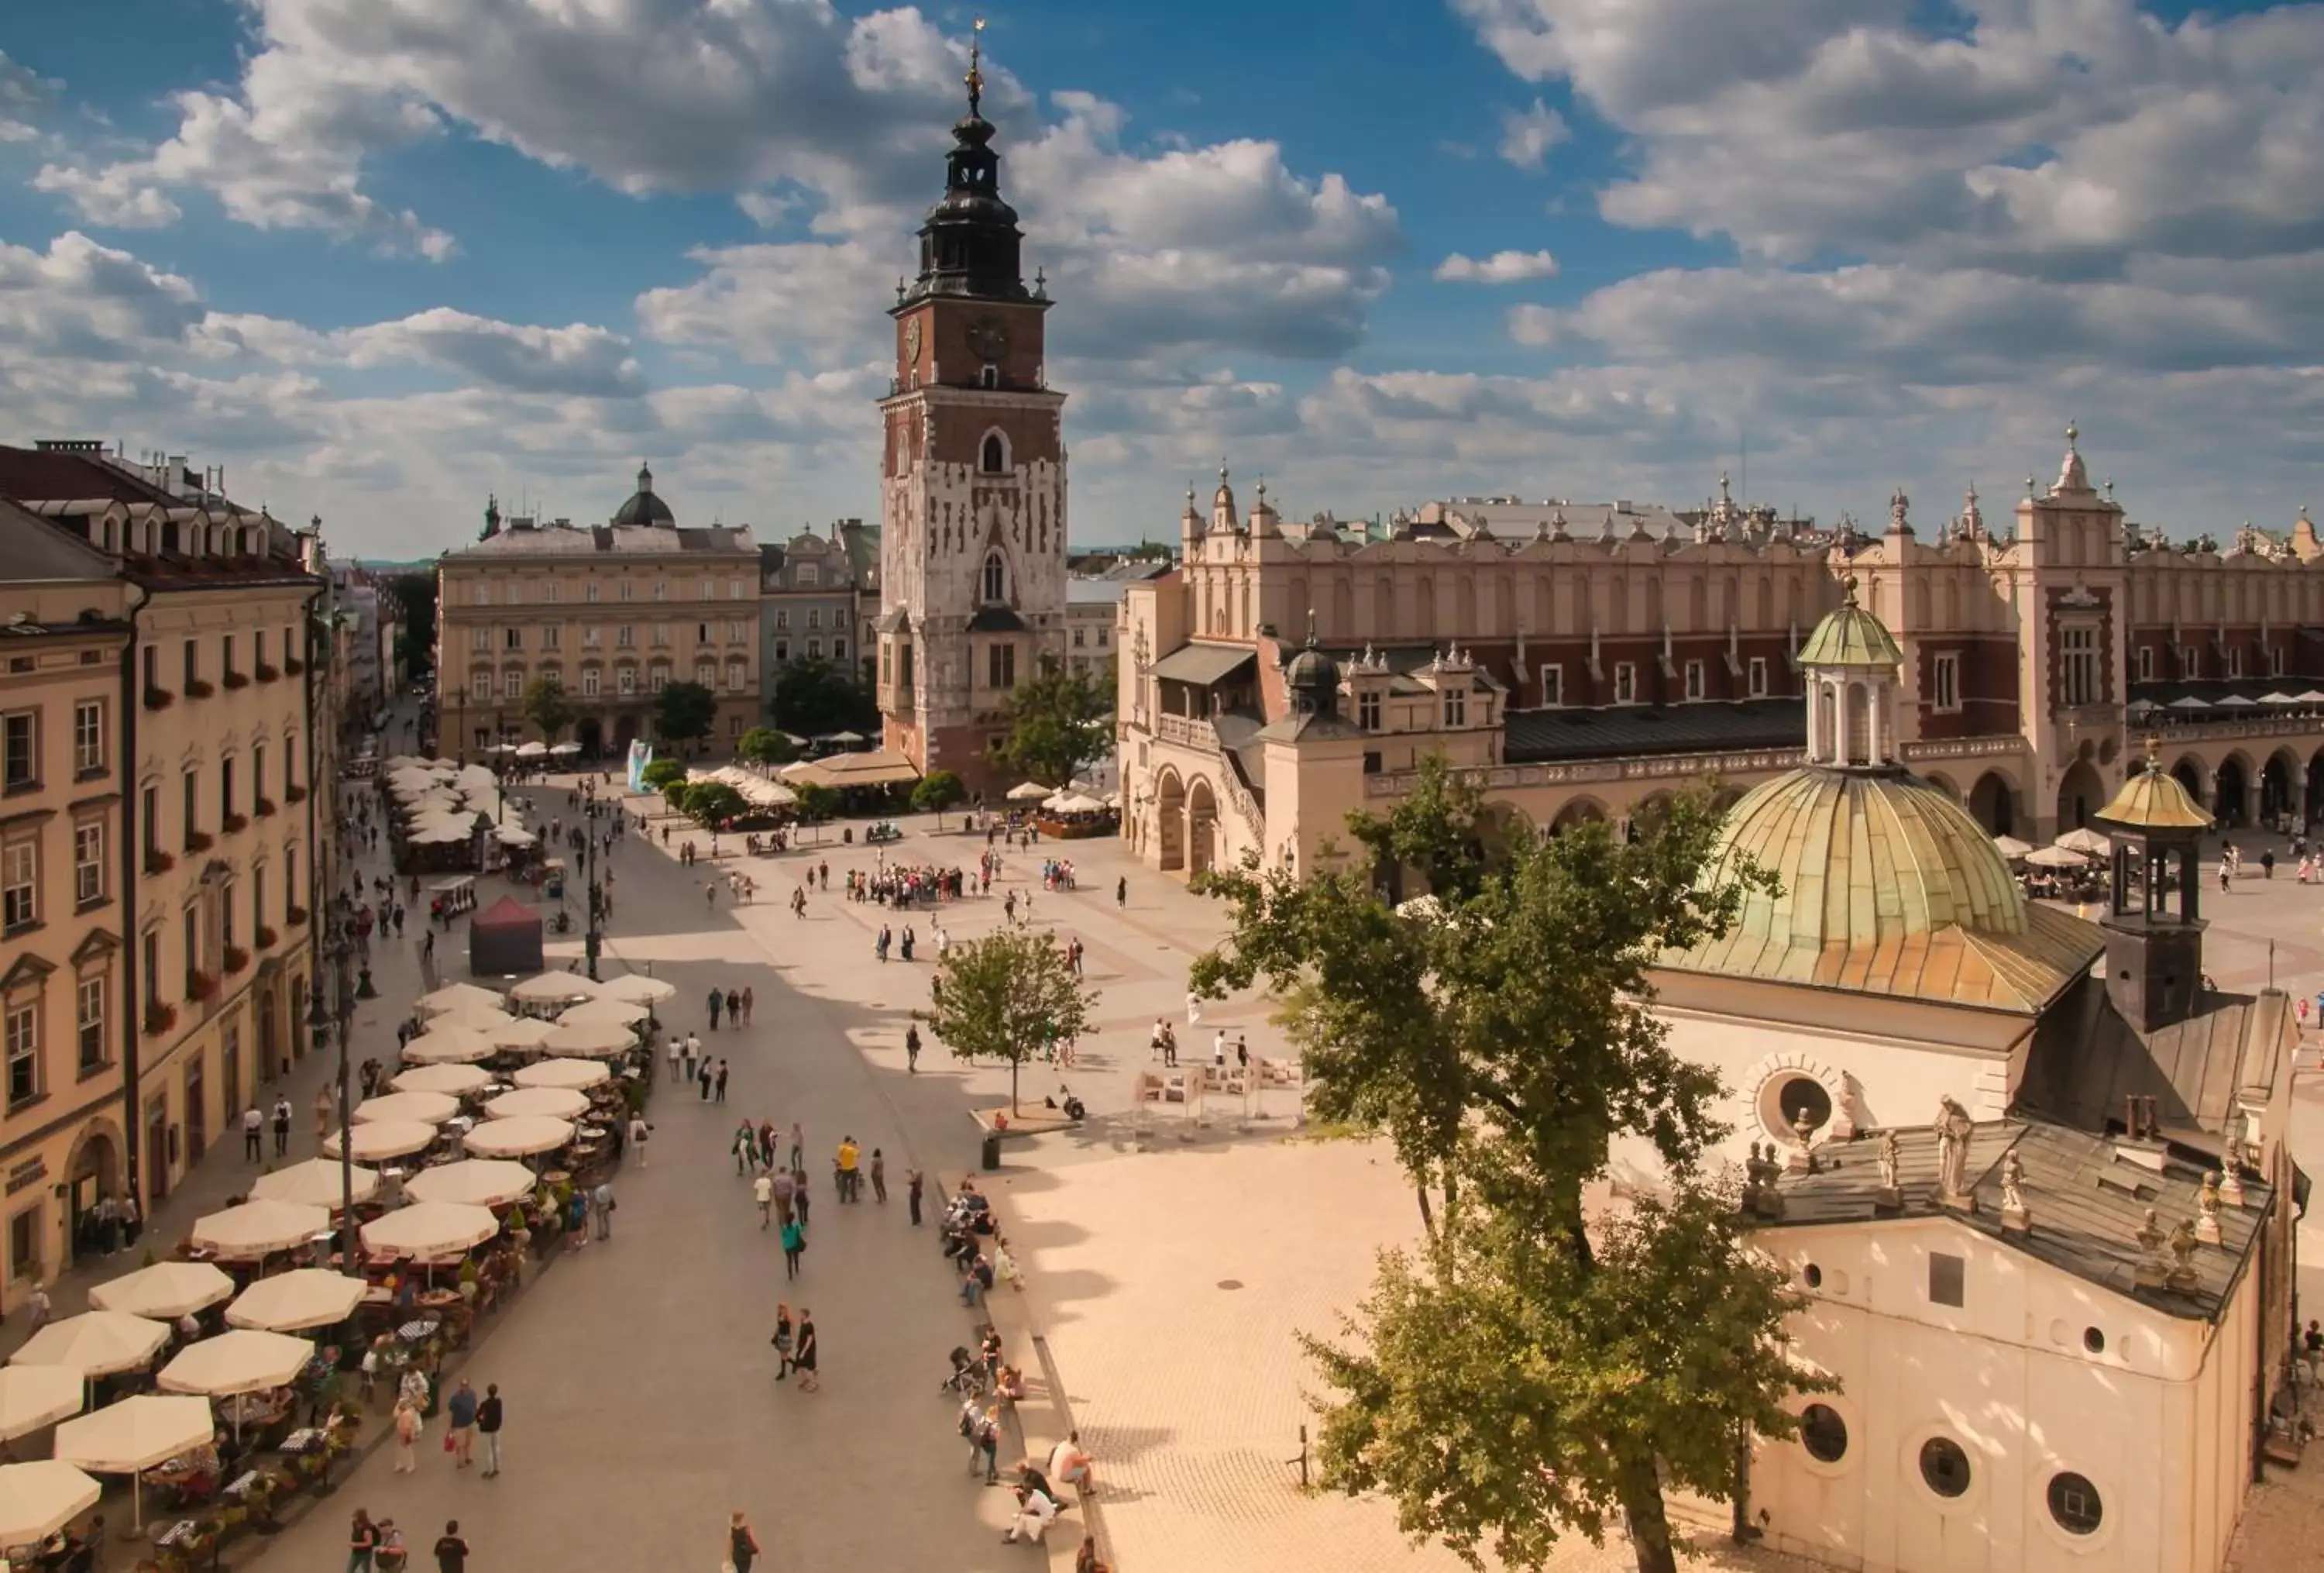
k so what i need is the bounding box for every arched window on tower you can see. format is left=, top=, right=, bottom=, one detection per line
left=979, top=365, right=999, bottom=391
left=982, top=552, right=1007, bottom=605
left=981, top=434, right=1006, bottom=473
left=1844, top=681, right=1872, bottom=766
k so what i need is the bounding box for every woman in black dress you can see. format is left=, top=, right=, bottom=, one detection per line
left=728, top=1511, right=761, bottom=1573
left=792, top=1310, right=819, bottom=1392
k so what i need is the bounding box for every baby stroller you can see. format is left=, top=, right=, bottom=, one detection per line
left=941, top=1345, right=987, bottom=1399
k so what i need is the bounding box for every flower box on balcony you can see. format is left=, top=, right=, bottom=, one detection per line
left=184, top=831, right=213, bottom=852
left=222, top=671, right=250, bottom=691
left=186, top=971, right=218, bottom=1002
left=284, top=656, right=305, bottom=676
left=143, top=1001, right=177, bottom=1038
left=256, top=924, right=278, bottom=950
left=284, top=783, right=308, bottom=804
left=143, top=687, right=175, bottom=711
left=255, top=663, right=281, bottom=683
left=286, top=905, right=309, bottom=928
left=143, top=848, right=175, bottom=876
left=222, top=812, right=249, bottom=834
left=223, top=945, right=250, bottom=976
left=254, top=797, right=277, bottom=818
left=184, top=679, right=215, bottom=698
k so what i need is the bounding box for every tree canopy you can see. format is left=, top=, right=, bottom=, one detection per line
left=792, top=782, right=841, bottom=842
left=909, top=769, right=965, bottom=826
left=920, top=928, right=1096, bottom=1112
left=521, top=674, right=575, bottom=743
left=1189, top=759, right=1821, bottom=1573
left=737, top=726, right=796, bottom=767
left=987, top=656, right=1111, bottom=788
left=653, top=680, right=717, bottom=745
left=771, top=658, right=878, bottom=738
left=679, top=780, right=748, bottom=828
left=639, top=757, right=688, bottom=794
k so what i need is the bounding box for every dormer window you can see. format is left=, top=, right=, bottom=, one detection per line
left=980, top=433, right=1006, bottom=473
left=982, top=552, right=1006, bottom=605
left=980, top=365, right=999, bottom=391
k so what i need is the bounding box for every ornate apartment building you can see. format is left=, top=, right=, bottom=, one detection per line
left=874, top=43, right=1069, bottom=794
left=0, top=442, right=327, bottom=1262
left=1120, top=428, right=2324, bottom=877
left=435, top=469, right=761, bottom=759
left=759, top=518, right=880, bottom=696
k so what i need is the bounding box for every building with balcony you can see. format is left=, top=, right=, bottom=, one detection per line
left=1119, top=429, right=2324, bottom=877
left=435, top=468, right=761, bottom=759
left=0, top=442, right=325, bottom=1219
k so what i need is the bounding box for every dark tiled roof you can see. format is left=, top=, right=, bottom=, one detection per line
left=2017, top=980, right=2294, bottom=1141
left=1765, top=1120, right=2269, bottom=1323
left=0, top=446, right=175, bottom=505
left=967, top=606, right=1028, bottom=634
left=1505, top=699, right=1803, bottom=763
left=1150, top=642, right=1256, bottom=687
left=0, top=498, right=119, bottom=585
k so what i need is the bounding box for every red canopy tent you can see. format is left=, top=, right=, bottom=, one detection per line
left=468, top=896, right=545, bottom=978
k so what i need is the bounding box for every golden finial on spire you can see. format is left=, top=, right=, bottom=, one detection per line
left=965, top=16, right=986, bottom=115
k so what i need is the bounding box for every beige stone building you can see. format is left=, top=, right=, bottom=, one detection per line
left=435, top=468, right=761, bottom=760
left=0, top=442, right=325, bottom=1227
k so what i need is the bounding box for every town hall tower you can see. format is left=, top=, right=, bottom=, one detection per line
left=875, top=27, right=1068, bottom=792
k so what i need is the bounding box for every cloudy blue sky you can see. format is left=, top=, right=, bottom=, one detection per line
left=2, top=0, right=2318, bottom=559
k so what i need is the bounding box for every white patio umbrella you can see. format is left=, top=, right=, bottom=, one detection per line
left=2259, top=691, right=2300, bottom=705
left=225, top=1270, right=366, bottom=1334
left=87, top=1261, right=234, bottom=1321
left=509, top=972, right=600, bottom=1007
left=159, top=1329, right=313, bottom=1398
left=1006, top=780, right=1052, bottom=802
left=1992, top=835, right=2034, bottom=859
left=392, top=1063, right=490, bottom=1097
left=402, top=1025, right=496, bottom=1065
left=416, top=983, right=503, bottom=1018
left=428, top=1005, right=518, bottom=1036
left=250, top=1158, right=380, bottom=1210
left=2216, top=694, right=2259, bottom=707
left=323, top=1120, right=439, bottom=1162
left=360, top=1202, right=499, bottom=1261
left=352, top=1090, right=460, bottom=1127
left=514, top=741, right=550, bottom=759
left=541, top=1021, right=634, bottom=1058
left=2054, top=828, right=2112, bottom=855
left=0, top=1367, right=86, bottom=1441
left=2024, top=845, right=2091, bottom=869
left=483, top=1086, right=590, bottom=1122
left=489, top=1017, right=559, bottom=1053
left=494, top=825, right=539, bottom=847
left=551, top=741, right=583, bottom=756
left=598, top=972, right=676, bottom=1007
left=460, top=1116, right=576, bottom=1159
left=557, top=996, right=649, bottom=1028
left=52, top=1394, right=215, bottom=1531
left=511, top=1058, right=610, bottom=1091
left=409, top=823, right=469, bottom=845
left=1045, top=792, right=1106, bottom=814
left=191, top=1200, right=331, bottom=1259
left=2167, top=695, right=2212, bottom=710
left=0, top=1460, right=101, bottom=1543
left=404, top=1161, right=538, bottom=1209
left=2297, top=690, right=2324, bottom=704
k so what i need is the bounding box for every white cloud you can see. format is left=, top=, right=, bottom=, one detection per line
left=636, top=239, right=905, bottom=363
left=1435, top=250, right=1561, bottom=284
left=1496, top=98, right=1566, bottom=170
left=0, top=50, right=56, bottom=143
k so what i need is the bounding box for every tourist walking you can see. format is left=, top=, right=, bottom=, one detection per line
left=714, top=1060, right=729, bottom=1103
left=706, top=988, right=724, bottom=1030
left=755, top=1171, right=773, bottom=1227
left=445, top=1380, right=478, bottom=1468
left=476, top=1384, right=504, bottom=1478
left=627, top=1113, right=649, bottom=1167
left=780, top=1217, right=806, bottom=1280
left=593, top=1180, right=614, bottom=1239
left=725, top=989, right=741, bottom=1027
left=314, top=1086, right=332, bottom=1143
left=905, top=1023, right=921, bottom=1073
left=432, top=1520, right=469, bottom=1573
left=272, top=1096, right=292, bottom=1156
left=348, top=1509, right=380, bottom=1572
left=741, top=986, right=754, bottom=1024
left=393, top=1397, right=421, bottom=1472
left=870, top=1148, right=887, bottom=1203
left=788, top=1122, right=804, bottom=1172
left=769, top=1303, right=792, bottom=1375
left=242, top=1103, right=264, bottom=1161
left=728, top=1511, right=762, bottom=1573
left=906, top=1168, right=924, bottom=1225
left=792, top=1309, right=819, bottom=1391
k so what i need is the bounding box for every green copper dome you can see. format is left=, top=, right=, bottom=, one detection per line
left=1798, top=577, right=1904, bottom=669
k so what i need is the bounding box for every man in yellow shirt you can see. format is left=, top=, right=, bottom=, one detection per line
left=836, top=1136, right=861, bottom=1201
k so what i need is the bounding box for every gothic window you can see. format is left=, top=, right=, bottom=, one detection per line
left=981, top=434, right=1006, bottom=474
left=982, top=552, right=1006, bottom=605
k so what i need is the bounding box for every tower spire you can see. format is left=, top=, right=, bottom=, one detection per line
left=965, top=16, right=985, bottom=116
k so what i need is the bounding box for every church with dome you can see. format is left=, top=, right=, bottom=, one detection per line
left=1636, top=589, right=2302, bottom=1573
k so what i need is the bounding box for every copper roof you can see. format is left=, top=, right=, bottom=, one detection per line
left=1796, top=580, right=1904, bottom=669
left=2095, top=749, right=2213, bottom=832
left=1662, top=766, right=2102, bottom=1013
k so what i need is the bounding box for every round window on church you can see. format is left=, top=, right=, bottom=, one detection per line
left=1919, top=1437, right=1973, bottom=1499
left=1799, top=1404, right=1848, bottom=1464
left=1762, top=1076, right=1833, bottom=1142
left=2047, top=1471, right=2103, bottom=1535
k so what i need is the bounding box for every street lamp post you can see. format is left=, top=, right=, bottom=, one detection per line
left=307, top=921, right=360, bottom=1275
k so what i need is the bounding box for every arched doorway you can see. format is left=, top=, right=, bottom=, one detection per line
left=614, top=714, right=640, bottom=751
left=1549, top=797, right=1608, bottom=835
left=1187, top=780, right=1218, bottom=876
left=1968, top=771, right=2018, bottom=836
left=2214, top=756, right=2250, bottom=828
left=2309, top=748, right=2324, bottom=827
left=2055, top=760, right=2107, bottom=832
left=1628, top=792, right=1676, bottom=843
left=576, top=717, right=604, bottom=759
left=1155, top=771, right=1185, bottom=872
left=1921, top=772, right=1960, bottom=803
left=1709, top=785, right=1748, bottom=815
left=63, top=1122, right=122, bottom=1264
left=2171, top=756, right=2207, bottom=812
left=2260, top=749, right=2298, bottom=825
left=1476, top=803, right=1535, bottom=867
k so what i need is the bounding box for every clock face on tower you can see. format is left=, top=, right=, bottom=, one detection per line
left=966, top=314, right=1009, bottom=363
left=902, top=317, right=921, bottom=369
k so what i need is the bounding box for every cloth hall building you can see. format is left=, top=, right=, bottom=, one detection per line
left=1119, top=430, right=2324, bottom=878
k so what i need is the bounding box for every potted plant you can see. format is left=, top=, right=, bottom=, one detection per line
left=285, top=782, right=308, bottom=804
left=144, top=848, right=175, bottom=876
left=224, top=945, right=250, bottom=975
left=143, top=686, right=175, bottom=711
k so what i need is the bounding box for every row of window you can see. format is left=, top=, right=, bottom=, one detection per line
left=770, top=637, right=846, bottom=664
left=466, top=577, right=754, bottom=606
left=460, top=663, right=751, bottom=702
left=1793, top=1406, right=2102, bottom=1536
left=2, top=698, right=109, bottom=793
left=1069, top=625, right=1111, bottom=650
left=469, top=621, right=754, bottom=653
left=2, top=971, right=112, bottom=1112
left=768, top=608, right=840, bottom=632
left=141, top=626, right=296, bottom=697
left=2131, top=642, right=2286, bottom=683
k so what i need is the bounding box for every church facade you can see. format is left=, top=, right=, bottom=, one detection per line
left=873, top=43, right=1069, bottom=797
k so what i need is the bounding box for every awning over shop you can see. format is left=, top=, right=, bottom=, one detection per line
left=1149, top=642, right=1257, bottom=688
left=786, top=750, right=922, bottom=789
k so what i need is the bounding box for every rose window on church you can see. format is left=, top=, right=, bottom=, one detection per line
left=1759, top=1074, right=1832, bottom=1143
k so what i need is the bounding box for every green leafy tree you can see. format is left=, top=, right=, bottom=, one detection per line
left=770, top=658, right=878, bottom=738
left=521, top=674, right=576, bottom=743
left=1190, top=758, right=1820, bottom=1573
left=909, top=769, right=966, bottom=828
left=653, top=680, right=717, bottom=749
left=792, top=782, right=841, bottom=844
left=680, top=780, right=748, bottom=828
left=987, top=656, right=1112, bottom=787
left=737, top=726, right=797, bottom=767
left=387, top=571, right=438, bottom=679
left=920, top=928, right=1096, bottom=1113
left=640, top=758, right=687, bottom=794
